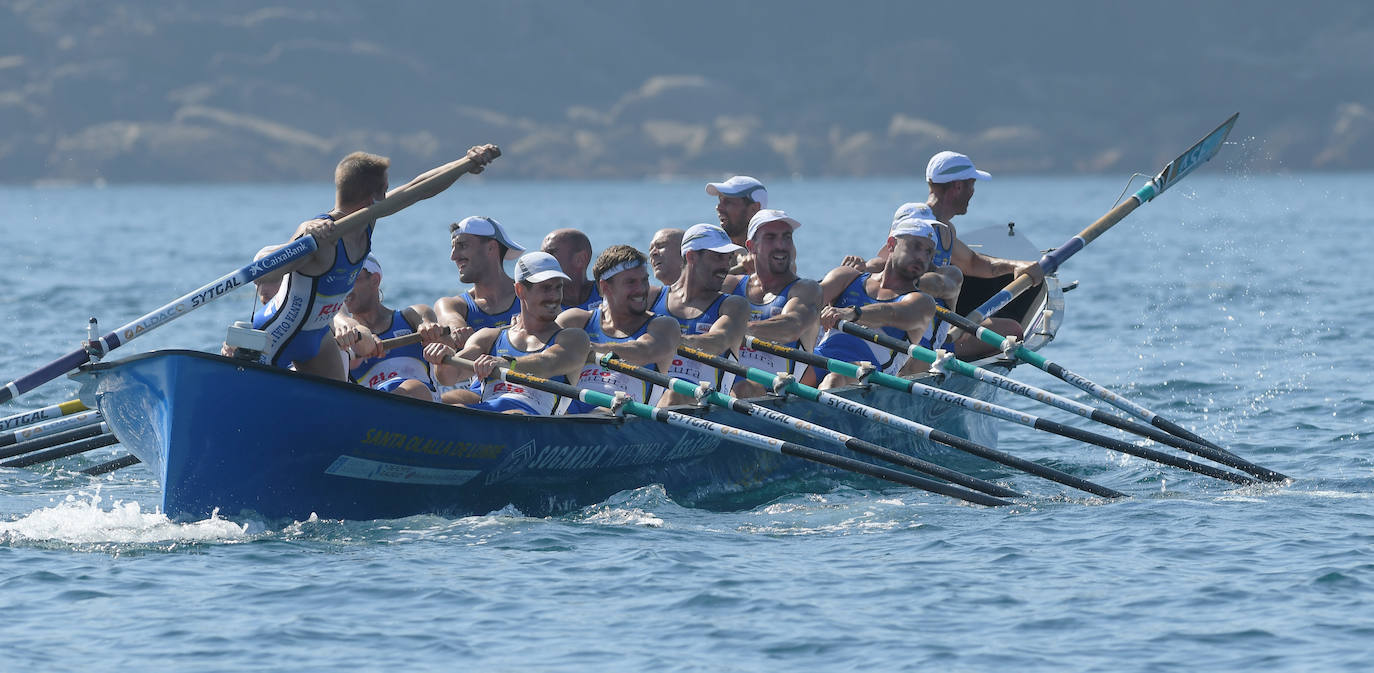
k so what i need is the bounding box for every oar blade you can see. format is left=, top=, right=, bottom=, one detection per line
left=1150, top=112, right=1238, bottom=199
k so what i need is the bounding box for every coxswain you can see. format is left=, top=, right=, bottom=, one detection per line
left=724, top=209, right=822, bottom=398
left=557, top=245, right=680, bottom=413
left=249, top=145, right=498, bottom=378
left=706, top=175, right=767, bottom=274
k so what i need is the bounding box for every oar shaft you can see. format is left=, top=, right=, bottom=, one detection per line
left=690, top=342, right=1125, bottom=498
left=0, top=410, right=103, bottom=448
left=598, top=356, right=1022, bottom=498
left=0, top=432, right=120, bottom=468
left=0, top=399, right=89, bottom=432
left=442, top=355, right=1009, bottom=506
left=837, top=321, right=1274, bottom=482
left=0, top=423, right=110, bottom=461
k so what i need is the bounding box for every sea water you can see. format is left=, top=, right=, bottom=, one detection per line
left=1, top=161, right=1371, bottom=671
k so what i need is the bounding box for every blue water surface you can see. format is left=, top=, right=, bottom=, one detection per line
left=1, top=156, right=1371, bottom=671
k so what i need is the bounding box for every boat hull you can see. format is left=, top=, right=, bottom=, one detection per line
left=79, top=350, right=1011, bottom=520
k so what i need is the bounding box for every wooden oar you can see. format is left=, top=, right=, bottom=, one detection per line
left=441, top=353, right=1011, bottom=507
left=672, top=345, right=1125, bottom=498
left=0, top=399, right=89, bottom=432
left=966, top=113, right=1238, bottom=323
left=0, top=432, right=120, bottom=468
left=935, top=304, right=1265, bottom=466
left=0, top=410, right=102, bottom=449
left=595, top=353, right=1022, bottom=499
left=746, top=337, right=1259, bottom=486
left=835, top=320, right=1284, bottom=483
left=0, top=421, right=111, bottom=461
left=82, top=454, right=141, bottom=476
left=0, top=148, right=500, bottom=405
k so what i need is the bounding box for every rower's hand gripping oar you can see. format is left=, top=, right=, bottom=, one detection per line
left=745, top=336, right=1258, bottom=487
left=441, top=353, right=1011, bottom=507
left=0, top=147, right=501, bottom=405
left=933, top=304, right=1283, bottom=479
left=834, top=320, right=1283, bottom=483
left=674, top=344, right=1125, bottom=498
left=967, top=113, right=1239, bottom=324
left=594, top=352, right=1023, bottom=499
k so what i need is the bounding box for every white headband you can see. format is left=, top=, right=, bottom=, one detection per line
left=598, top=259, right=645, bottom=281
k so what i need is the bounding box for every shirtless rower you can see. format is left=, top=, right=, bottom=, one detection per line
left=724, top=209, right=822, bottom=398
left=541, top=228, right=602, bottom=310
left=424, top=252, right=591, bottom=415
left=647, top=227, right=684, bottom=306
left=557, top=245, right=680, bottom=413
left=333, top=255, right=441, bottom=402
left=804, top=217, right=940, bottom=390
left=652, top=224, right=750, bottom=407
left=249, top=145, right=498, bottom=378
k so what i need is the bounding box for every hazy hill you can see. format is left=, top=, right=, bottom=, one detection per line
left=2, top=0, right=1371, bottom=182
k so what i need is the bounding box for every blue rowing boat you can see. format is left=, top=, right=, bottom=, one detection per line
left=74, top=227, right=1063, bottom=521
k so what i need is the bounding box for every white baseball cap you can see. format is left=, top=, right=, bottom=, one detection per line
left=890, top=217, right=939, bottom=243
left=681, top=223, right=744, bottom=254
left=361, top=254, right=382, bottom=275
left=705, top=175, right=768, bottom=208
left=451, top=215, right=525, bottom=260
left=513, top=251, right=571, bottom=284
left=926, top=151, right=991, bottom=184
left=892, top=202, right=935, bottom=224
left=747, top=208, right=802, bottom=241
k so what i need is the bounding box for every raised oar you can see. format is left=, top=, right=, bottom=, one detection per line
left=0, top=147, right=501, bottom=405
left=746, top=337, right=1258, bottom=487
left=0, top=421, right=111, bottom=461
left=0, top=399, right=89, bottom=432
left=836, top=320, right=1282, bottom=483
left=967, top=113, right=1238, bottom=323
left=595, top=353, right=1022, bottom=498
left=0, top=409, right=102, bottom=450
left=1, top=432, right=120, bottom=468
left=673, top=345, right=1124, bottom=498
left=936, top=304, right=1273, bottom=470
left=82, top=454, right=142, bottom=476
left=441, top=354, right=1011, bottom=507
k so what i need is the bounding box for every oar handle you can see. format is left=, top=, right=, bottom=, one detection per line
left=598, top=353, right=708, bottom=400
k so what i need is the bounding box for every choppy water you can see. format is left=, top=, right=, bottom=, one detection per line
left=1, top=159, right=1371, bottom=671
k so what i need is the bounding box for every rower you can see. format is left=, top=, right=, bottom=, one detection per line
left=804, top=217, right=939, bottom=390
left=647, top=227, right=684, bottom=307
left=333, top=255, right=441, bottom=402
left=706, top=175, right=767, bottom=273
left=248, top=145, right=498, bottom=378
left=541, top=228, right=602, bottom=310
left=426, top=252, right=591, bottom=415
left=557, top=245, right=680, bottom=413
left=725, top=209, right=822, bottom=398
left=653, top=224, right=750, bottom=407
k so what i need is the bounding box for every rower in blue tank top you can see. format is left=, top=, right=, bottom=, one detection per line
left=348, top=309, right=436, bottom=391
left=557, top=245, right=682, bottom=414
left=814, top=272, right=912, bottom=373
left=468, top=328, right=570, bottom=415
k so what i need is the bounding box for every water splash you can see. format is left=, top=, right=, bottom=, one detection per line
left=0, top=488, right=252, bottom=551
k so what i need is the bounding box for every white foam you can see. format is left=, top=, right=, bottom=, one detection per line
left=0, top=489, right=251, bottom=546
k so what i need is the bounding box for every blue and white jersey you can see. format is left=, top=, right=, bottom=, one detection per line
left=253, top=214, right=372, bottom=368
left=469, top=328, right=568, bottom=415
left=563, top=283, right=603, bottom=312
left=731, top=275, right=805, bottom=376
left=650, top=289, right=735, bottom=391
left=348, top=310, right=435, bottom=391
left=565, top=305, right=658, bottom=414
left=461, top=291, right=520, bottom=330
left=814, top=273, right=911, bottom=375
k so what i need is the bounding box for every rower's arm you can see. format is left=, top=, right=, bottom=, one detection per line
left=746, top=280, right=822, bottom=345
left=917, top=266, right=963, bottom=305
left=824, top=292, right=935, bottom=334
left=597, top=316, right=681, bottom=366
left=433, top=327, right=497, bottom=386
left=818, top=266, right=863, bottom=306
left=679, top=295, right=749, bottom=355
left=950, top=238, right=1044, bottom=283
left=508, top=328, right=592, bottom=381
left=432, top=295, right=475, bottom=349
